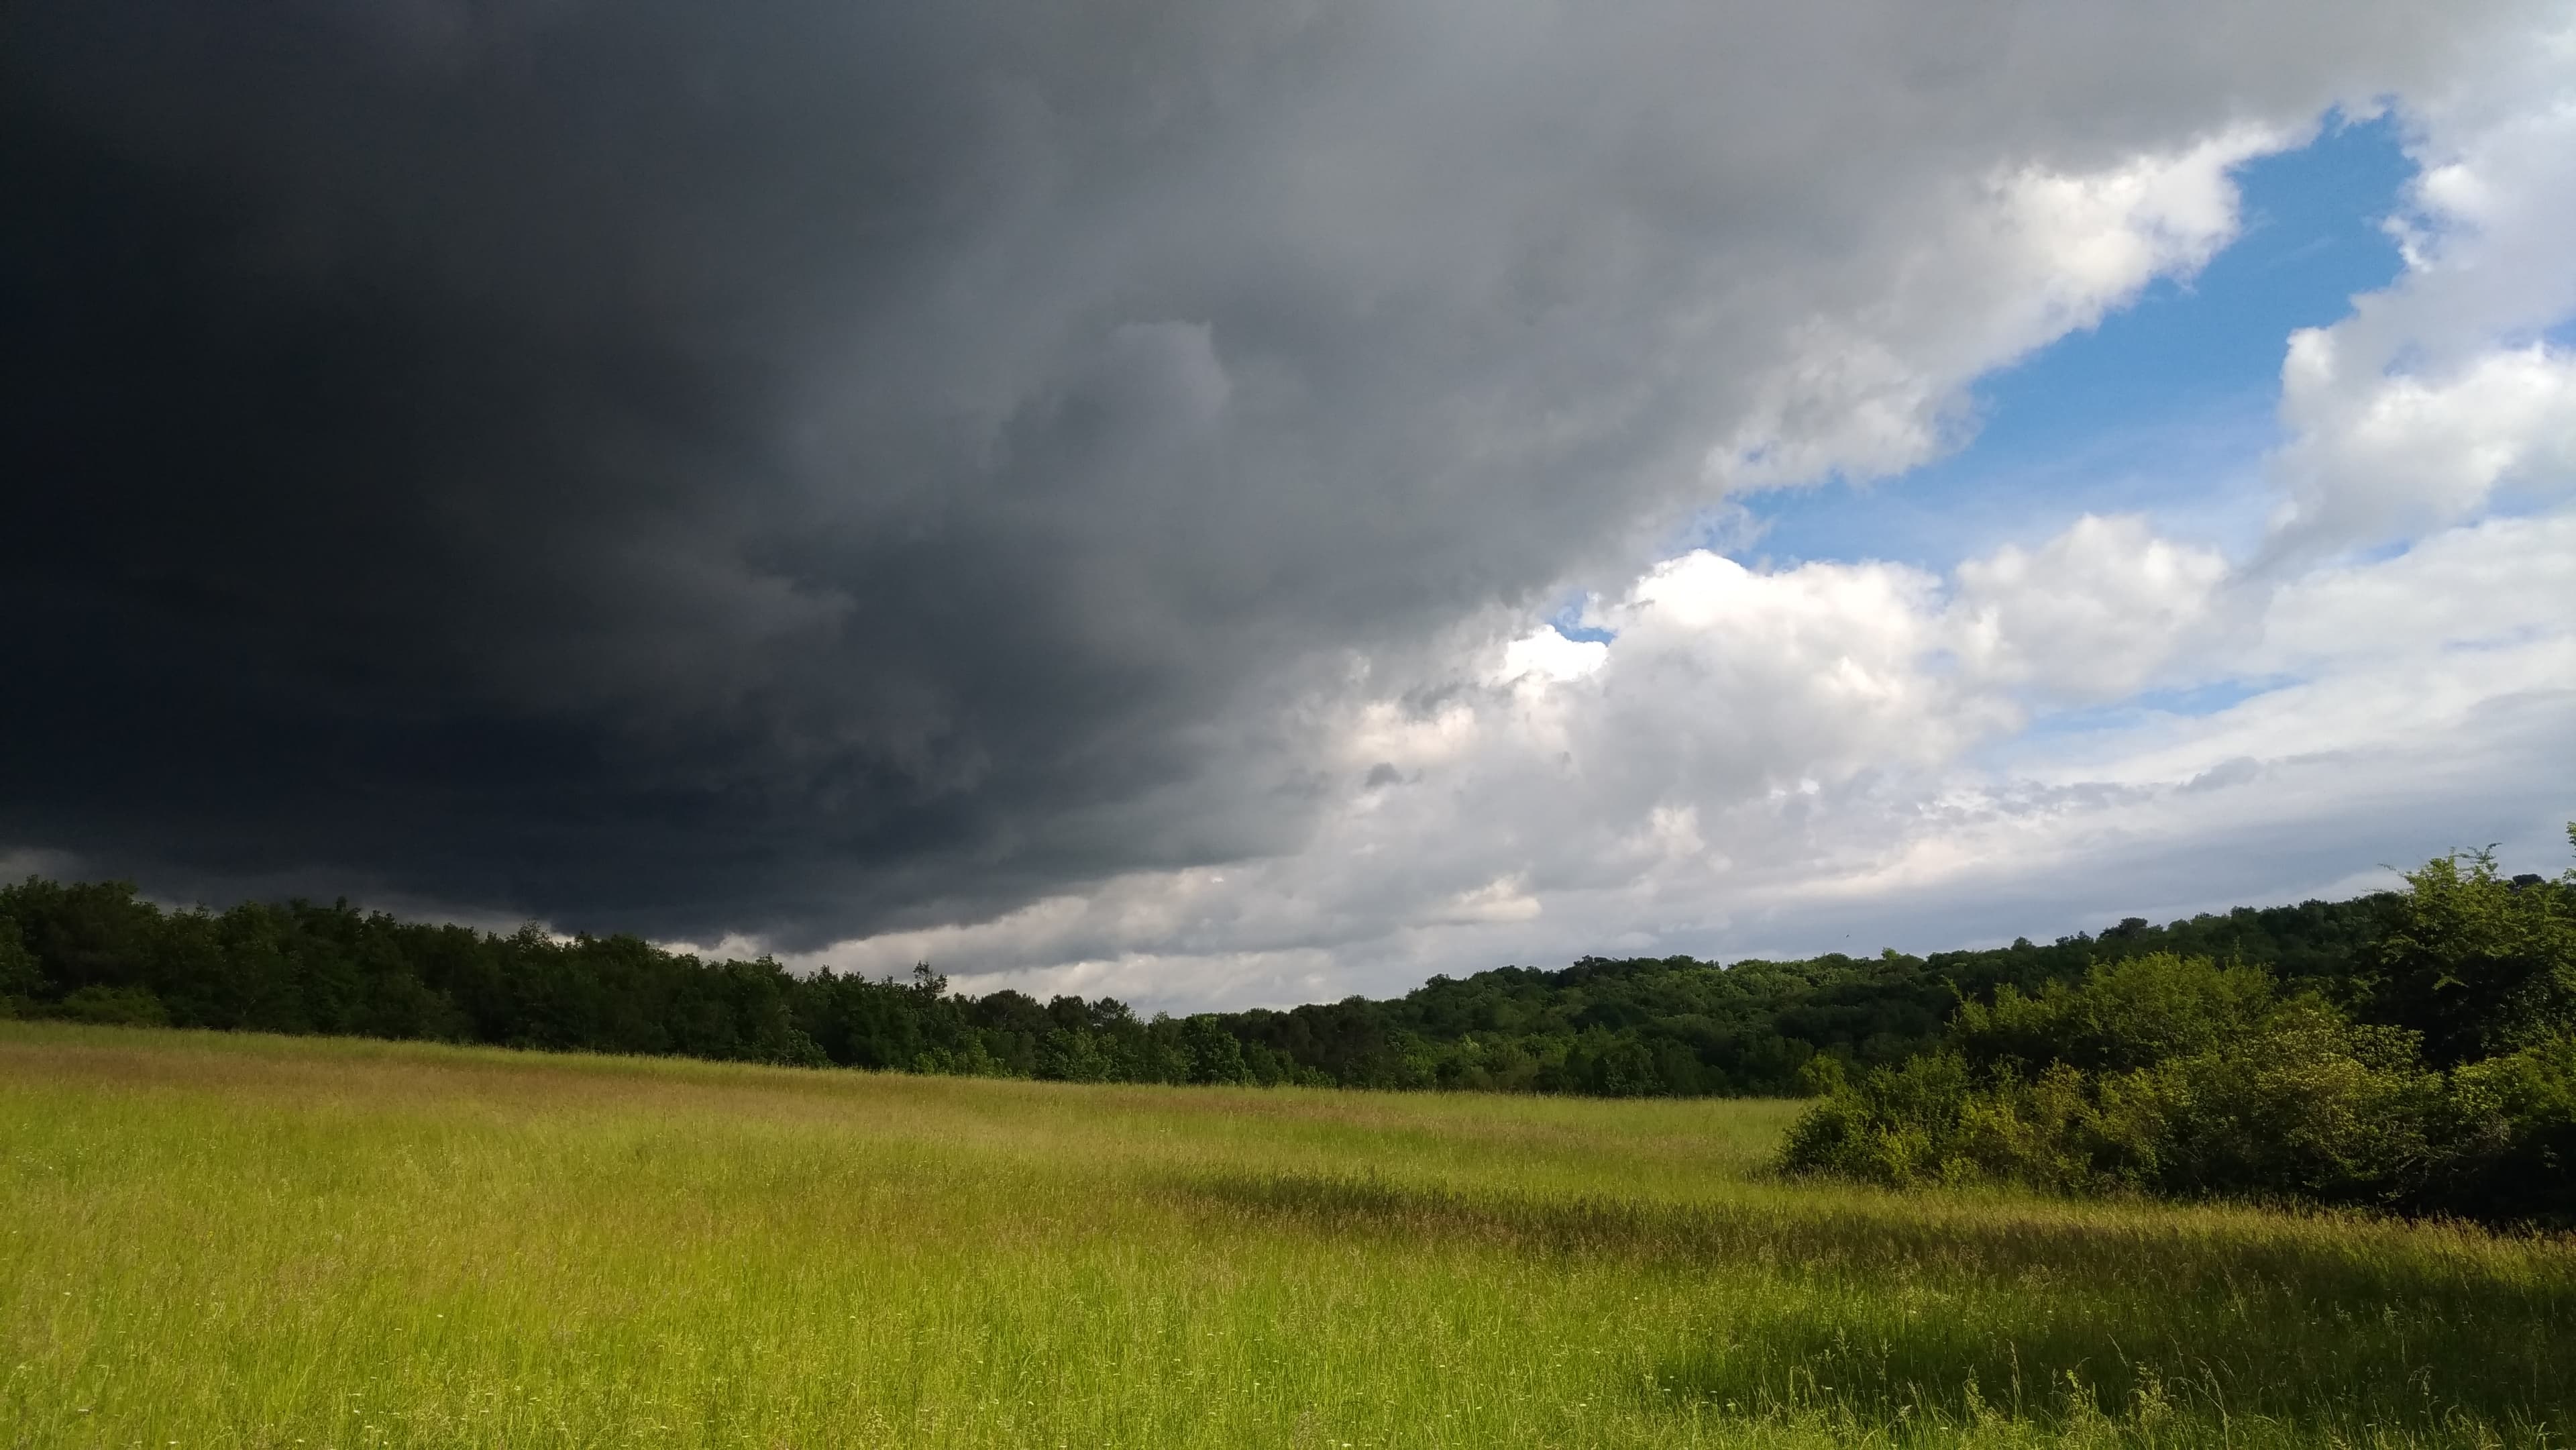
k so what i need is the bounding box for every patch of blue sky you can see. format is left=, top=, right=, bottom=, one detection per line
left=1707, top=111, right=2417, bottom=576
left=2053, top=677, right=2292, bottom=729
left=1960, top=678, right=2302, bottom=778
left=1546, top=601, right=1615, bottom=643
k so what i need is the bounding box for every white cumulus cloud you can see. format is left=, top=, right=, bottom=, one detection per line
left=2265, top=16, right=2576, bottom=559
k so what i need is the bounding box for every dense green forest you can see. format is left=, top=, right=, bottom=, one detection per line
left=0, top=851, right=2516, bottom=1098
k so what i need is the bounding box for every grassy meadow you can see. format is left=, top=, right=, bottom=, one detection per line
left=3, top=1022, right=2572, bottom=1449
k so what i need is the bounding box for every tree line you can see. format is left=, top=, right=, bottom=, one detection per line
left=0, top=855, right=2473, bottom=1099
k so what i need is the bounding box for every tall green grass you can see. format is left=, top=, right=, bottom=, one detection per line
left=4, top=1021, right=2570, bottom=1448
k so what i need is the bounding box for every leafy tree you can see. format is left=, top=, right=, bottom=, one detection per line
left=1950, top=953, right=2280, bottom=1076
left=0, top=917, right=42, bottom=1010
left=2368, top=844, right=2576, bottom=1065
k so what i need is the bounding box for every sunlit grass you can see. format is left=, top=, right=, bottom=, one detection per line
left=4, top=1021, right=2570, bottom=1448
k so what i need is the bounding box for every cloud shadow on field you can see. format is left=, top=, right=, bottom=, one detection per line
left=1652, top=1292, right=2572, bottom=1444
left=1178, top=1168, right=2576, bottom=1441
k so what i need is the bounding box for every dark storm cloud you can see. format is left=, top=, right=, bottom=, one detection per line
left=0, top=0, right=2515, bottom=943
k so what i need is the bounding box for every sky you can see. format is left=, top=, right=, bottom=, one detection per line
left=3, top=0, right=2571, bottom=1011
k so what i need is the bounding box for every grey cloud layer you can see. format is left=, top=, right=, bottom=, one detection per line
left=0, top=0, right=2530, bottom=943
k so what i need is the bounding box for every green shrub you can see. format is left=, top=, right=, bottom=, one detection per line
left=48, top=983, right=172, bottom=1027
left=2434, top=1033, right=2576, bottom=1225
left=2130, top=1003, right=2436, bottom=1203
left=1777, top=1049, right=1978, bottom=1186
left=1782, top=954, right=2439, bottom=1208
